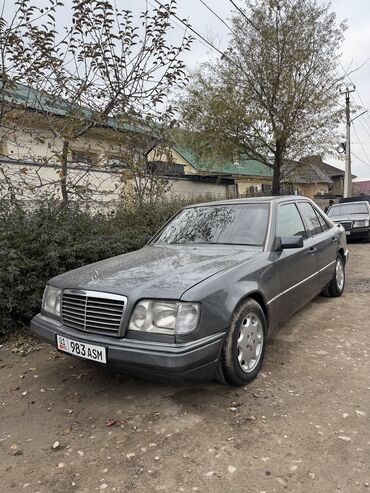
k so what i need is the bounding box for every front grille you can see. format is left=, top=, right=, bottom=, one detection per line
left=338, top=221, right=353, bottom=231
left=61, top=290, right=127, bottom=337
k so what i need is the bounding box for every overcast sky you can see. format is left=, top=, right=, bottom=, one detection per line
left=5, top=0, right=370, bottom=180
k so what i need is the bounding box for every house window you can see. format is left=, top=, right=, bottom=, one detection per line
left=146, top=161, right=185, bottom=176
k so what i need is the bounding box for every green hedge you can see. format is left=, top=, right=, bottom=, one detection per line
left=0, top=198, right=188, bottom=334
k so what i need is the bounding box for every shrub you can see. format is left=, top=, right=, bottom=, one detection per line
left=0, top=197, right=190, bottom=335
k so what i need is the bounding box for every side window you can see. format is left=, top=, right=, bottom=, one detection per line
left=277, top=203, right=307, bottom=239
left=314, top=208, right=330, bottom=231
left=298, top=202, right=323, bottom=236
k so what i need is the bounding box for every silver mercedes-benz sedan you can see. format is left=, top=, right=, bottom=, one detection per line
left=31, top=196, right=348, bottom=385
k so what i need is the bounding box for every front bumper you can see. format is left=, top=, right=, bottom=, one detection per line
left=30, top=314, right=224, bottom=382
left=347, top=227, right=370, bottom=240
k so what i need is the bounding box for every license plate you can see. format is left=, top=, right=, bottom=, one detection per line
left=346, top=231, right=350, bottom=235
left=56, top=335, right=106, bottom=363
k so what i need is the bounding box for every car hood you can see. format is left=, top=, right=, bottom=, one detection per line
left=330, top=213, right=370, bottom=222
left=50, top=244, right=262, bottom=299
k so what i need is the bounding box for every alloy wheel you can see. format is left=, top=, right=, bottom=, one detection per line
left=237, top=312, right=264, bottom=373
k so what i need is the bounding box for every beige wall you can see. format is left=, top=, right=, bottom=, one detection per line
left=235, top=177, right=272, bottom=195
left=0, top=161, right=230, bottom=208
left=294, top=183, right=329, bottom=199
left=0, top=115, right=268, bottom=204
left=0, top=161, right=124, bottom=206
left=168, top=178, right=229, bottom=199
left=0, top=116, right=135, bottom=166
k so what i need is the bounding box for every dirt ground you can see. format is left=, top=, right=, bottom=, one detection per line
left=0, top=244, right=369, bottom=493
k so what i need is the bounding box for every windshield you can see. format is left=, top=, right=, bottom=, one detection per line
left=328, top=202, right=369, bottom=217
left=152, top=203, right=270, bottom=246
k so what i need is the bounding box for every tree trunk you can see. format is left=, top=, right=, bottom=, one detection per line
left=272, top=140, right=284, bottom=195
left=272, top=164, right=281, bottom=195
left=60, top=139, right=69, bottom=206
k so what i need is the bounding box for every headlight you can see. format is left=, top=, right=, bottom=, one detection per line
left=42, top=285, right=62, bottom=316
left=129, top=300, right=200, bottom=335
left=353, top=219, right=369, bottom=228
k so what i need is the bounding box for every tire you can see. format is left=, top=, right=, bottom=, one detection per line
left=219, top=298, right=267, bottom=386
left=323, top=254, right=345, bottom=297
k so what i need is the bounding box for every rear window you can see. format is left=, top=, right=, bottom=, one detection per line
left=328, top=203, right=369, bottom=216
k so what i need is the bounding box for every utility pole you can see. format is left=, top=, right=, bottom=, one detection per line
left=339, top=84, right=356, bottom=198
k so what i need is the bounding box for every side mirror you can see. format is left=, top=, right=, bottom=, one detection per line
left=275, top=235, right=304, bottom=250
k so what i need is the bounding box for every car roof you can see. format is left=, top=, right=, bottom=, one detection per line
left=331, top=200, right=368, bottom=206
left=185, top=195, right=311, bottom=208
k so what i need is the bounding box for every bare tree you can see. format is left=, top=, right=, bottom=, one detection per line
left=179, top=0, right=347, bottom=194
left=0, top=0, right=62, bottom=121
left=0, top=0, right=192, bottom=205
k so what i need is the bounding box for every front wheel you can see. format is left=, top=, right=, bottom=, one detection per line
left=219, top=298, right=267, bottom=386
left=323, top=254, right=345, bottom=297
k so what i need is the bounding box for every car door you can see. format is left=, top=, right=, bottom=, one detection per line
left=297, top=201, right=337, bottom=290
left=275, top=202, right=319, bottom=320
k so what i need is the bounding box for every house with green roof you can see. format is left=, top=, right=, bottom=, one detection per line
left=160, top=145, right=274, bottom=197
left=1, top=81, right=277, bottom=202
left=1, top=81, right=340, bottom=203
left=0, top=81, right=146, bottom=170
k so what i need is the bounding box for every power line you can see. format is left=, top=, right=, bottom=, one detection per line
left=197, top=0, right=370, bottom=176
left=350, top=91, right=370, bottom=134
left=336, top=58, right=370, bottom=174
left=351, top=150, right=370, bottom=168
left=150, top=0, right=266, bottom=100
left=227, top=0, right=260, bottom=32
left=198, top=0, right=345, bottom=108
left=351, top=94, right=370, bottom=135
left=352, top=122, right=370, bottom=166
left=337, top=57, right=370, bottom=131
left=151, top=0, right=226, bottom=58
left=198, top=0, right=234, bottom=32
left=162, top=0, right=343, bottom=112
left=355, top=115, right=370, bottom=141
left=161, top=0, right=370, bottom=182
left=225, top=0, right=346, bottom=108
left=336, top=60, right=370, bottom=174
left=152, top=0, right=352, bottom=124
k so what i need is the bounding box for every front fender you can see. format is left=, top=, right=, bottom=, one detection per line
left=178, top=254, right=281, bottom=343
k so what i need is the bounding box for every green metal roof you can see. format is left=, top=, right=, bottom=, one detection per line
left=3, top=82, right=273, bottom=179
left=174, top=145, right=273, bottom=178
left=2, top=82, right=143, bottom=133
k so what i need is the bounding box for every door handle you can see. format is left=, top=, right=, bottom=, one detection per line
left=309, top=247, right=317, bottom=256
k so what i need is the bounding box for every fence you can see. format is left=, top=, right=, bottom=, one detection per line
left=0, top=157, right=302, bottom=211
